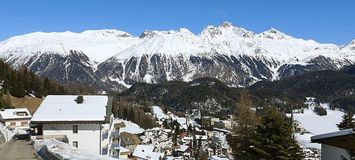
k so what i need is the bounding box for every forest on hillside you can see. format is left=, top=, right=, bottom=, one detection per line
left=0, top=60, right=96, bottom=108
left=118, top=77, right=304, bottom=117
left=250, top=65, right=355, bottom=111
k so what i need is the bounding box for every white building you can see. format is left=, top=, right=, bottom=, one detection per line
left=311, top=129, right=354, bottom=160
left=0, top=108, right=32, bottom=129
left=31, top=95, right=113, bottom=155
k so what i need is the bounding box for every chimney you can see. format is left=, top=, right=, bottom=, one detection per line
left=75, top=95, right=84, bottom=104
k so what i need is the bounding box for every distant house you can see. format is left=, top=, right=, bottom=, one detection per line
left=120, top=131, right=141, bottom=152
left=202, top=116, right=221, bottom=128
left=0, top=108, right=32, bottom=129
left=311, top=129, right=355, bottom=160
left=202, top=116, right=212, bottom=127
left=30, top=95, right=113, bottom=155
left=214, top=120, right=232, bottom=130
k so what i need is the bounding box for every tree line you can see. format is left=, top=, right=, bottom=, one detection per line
left=0, top=60, right=95, bottom=108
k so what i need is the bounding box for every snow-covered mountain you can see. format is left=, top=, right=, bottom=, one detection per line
left=0, top=22, right=354, bottom=90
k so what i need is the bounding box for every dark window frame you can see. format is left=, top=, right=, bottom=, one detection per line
left=73, top=141, right=78, bottom=148
left=73, top=125, right=78, bottom=133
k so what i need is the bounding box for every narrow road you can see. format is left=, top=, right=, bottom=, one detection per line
left=0, top=139, right=39, bottom=160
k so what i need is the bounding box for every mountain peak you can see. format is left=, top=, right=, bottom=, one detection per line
left=258, top=27, right=291, bottom=40
left=139, top=30, right=162, bottom=38
left=350, top=39, right=355, bottom=45
left=221, top=21, right=233, bottom=28
left=81, top=29, right=132, bottom=38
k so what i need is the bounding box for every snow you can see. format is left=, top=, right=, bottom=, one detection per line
left=209, top=155, right=229, bottom=160
left=1, top=22, right=354, bottom=71
left=0, top=30, right=140, bottom=63
left=291, top=102, right=345, bottom=149
left=132, top=145, right=162, bottom=160
left=152, top=106, right=167, bottom=120
left=176, top=145, right=189, bottom=152
left=31, top=95, right=108, bottom=122
left=0, top=123, right=15, bottom=142
left=174, top=117, right=187, bottom=129
left=114, top=119, right=144, bottom=134
left=0, top=108, right=32, bottom=120
left=33, top=139, right=116, bottom=160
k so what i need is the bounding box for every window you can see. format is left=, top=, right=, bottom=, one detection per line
left=73, top=125, right=78, bottom=133
left=10, top=122, right=16, bottom=126
left=73, top=141, right=78, bottom=148
left=21, top=121, right=28, bottom=126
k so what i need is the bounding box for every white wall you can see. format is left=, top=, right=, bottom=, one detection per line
left=43, top=123, right=102, bottom=155
left=4, top=119, right=30, bottom=128
left=321, top=144, right=349, bottom=160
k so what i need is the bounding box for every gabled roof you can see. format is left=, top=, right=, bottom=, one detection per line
left=311, top=129, right=354, bottom=141
left=0, top=108, right=32, bottom=120
left=31, top=95, right=111, bottom=123
left=311, top=129, right=355, bottom=150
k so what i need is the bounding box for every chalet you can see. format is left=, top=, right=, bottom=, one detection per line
left=311, top=129, right=355, bottom=160
left=30, top=95, right=113, bottom=155
left=0, top=108, right=32, bottom=129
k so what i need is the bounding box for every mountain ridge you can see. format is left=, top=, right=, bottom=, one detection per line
left=0, top=22, right=354, bottom=90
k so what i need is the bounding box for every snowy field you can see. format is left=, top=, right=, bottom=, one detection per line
left=291, top=103, right=344, bottom=149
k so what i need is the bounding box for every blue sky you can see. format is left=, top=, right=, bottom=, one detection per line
left=0, top=0, right=354, bottom=44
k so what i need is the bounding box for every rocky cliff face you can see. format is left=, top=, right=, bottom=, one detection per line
left=0, top=22, right=354, bottom=91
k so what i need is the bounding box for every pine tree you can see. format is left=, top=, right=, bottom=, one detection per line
left=248, top=107, right=304, bottom=160
left=338, top=111, right=355, bottom=160
left=231, top=91, right=260, bottom=159
left=337, top=111, right=355, bottom=130
left=43, top=77, right=52, bottom=95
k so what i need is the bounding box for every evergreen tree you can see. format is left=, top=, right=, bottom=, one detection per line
left=231, top=91, right=259, bottom=159
left=338, top=111, right=355, bottom=130
left=338, top=111, right=355, bottom=160
left=248, top=107, right=304, bottom=160
left=43, top=77, right=52, bottom=95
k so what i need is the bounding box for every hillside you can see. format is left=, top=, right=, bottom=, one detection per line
left=250, top=65, right=355, bottom=111
left=1, top=94, right=43, bottom=114
left=118, top=77, right=303, bottom=117
left=0, top=60, right=95, bottom=109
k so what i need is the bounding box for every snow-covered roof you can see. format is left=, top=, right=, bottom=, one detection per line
left=0, top=108, right=32, bottom=120
left=33, top=139, right=116, bottom=160
left=114, top=119, right=144, bottom=134
left=176, top=145, right=189, bottom=152
left=132, top=145, right=162, bottom=160
left=31, top=95, right=109, bottom=122
left=173, top=117, right=187, bottom=129
left=311, top=129, right=354, bottom=142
